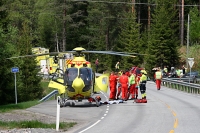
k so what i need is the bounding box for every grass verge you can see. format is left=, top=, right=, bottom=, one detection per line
left=0, top=120, right=77, bottom=131
left=0, top=100, right=39, bottom=113
left=0, top=81, right=77, bottom=131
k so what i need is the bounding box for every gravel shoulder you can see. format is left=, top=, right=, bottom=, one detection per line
left=0, top=110, right=87, bottom=133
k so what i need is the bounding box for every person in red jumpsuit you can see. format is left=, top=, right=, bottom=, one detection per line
left=109, top=71, right=117, bottom=100
left=119, top=71, right=129, bottom=101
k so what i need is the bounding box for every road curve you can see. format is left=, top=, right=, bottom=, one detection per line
left=27, top=81, right=200, bottom=133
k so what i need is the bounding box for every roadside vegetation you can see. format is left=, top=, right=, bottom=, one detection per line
left=0, top=100, right=39, bottom=113
left=0, top=80, right=52, bottom=113
left=0, top=100, right=76, bottom=130
left=0, top=81, right=77, bottom=131
left=179, top=45, right=200, bottom=72
left=0, top=120, right=76, bottom=131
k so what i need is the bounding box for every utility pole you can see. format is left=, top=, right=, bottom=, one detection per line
left=180, top=0, right=184, bottom=46
left=148, top=1, right=151, bottom=30
left=138, top=0, right=141, bottom=24
left=186, top=14, right=190, bottom=68
left=132, top=0, right=135, bottom=13
left=62, top=0, right=67, bottom=52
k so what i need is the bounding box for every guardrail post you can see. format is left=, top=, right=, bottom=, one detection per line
left=162, top=78, right=200, bottom=95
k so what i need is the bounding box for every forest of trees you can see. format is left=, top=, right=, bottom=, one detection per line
left=1, top=0, right=200, bottom=105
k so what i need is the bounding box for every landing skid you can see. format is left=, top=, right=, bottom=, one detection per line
left=58, top=96, right=101, bottom=107
left=88, top=96, right=101, bottom=107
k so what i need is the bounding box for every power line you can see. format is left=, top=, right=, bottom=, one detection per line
left=72, top=0, right=200, bottom=7
left=72, top=0, right=154, bottom=5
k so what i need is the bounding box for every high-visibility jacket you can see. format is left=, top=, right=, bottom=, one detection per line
left=176, top=69, right=181, bottom=77
left=140, top=74, right=147, bottom=83
left=115, top=63, right=119, bottom=69
left=164, top=67, right=168, bottom=73
left=155, top=71, right=162, bottom=79
left=129, top=74, right=136, bottom=85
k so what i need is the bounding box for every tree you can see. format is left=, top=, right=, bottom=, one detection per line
left=0, top=25, right=19, bottom=105
left=146, top=0, right=180, bottom=77
left=17, top=22, right=43, bottom=102
left=4, top=0, right=43, bottom=102
left=189, top=6, right=200, bottom=45
left=117, top=10, right=143, bottom=70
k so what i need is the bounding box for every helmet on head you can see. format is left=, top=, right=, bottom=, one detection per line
left=141, top=70, right=147, bottom=75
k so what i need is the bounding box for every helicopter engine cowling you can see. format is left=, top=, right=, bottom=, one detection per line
left=72, top=77, right=85, bottom=92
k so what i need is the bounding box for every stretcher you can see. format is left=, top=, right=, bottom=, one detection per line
left=134, top=99, right=147, bottom=103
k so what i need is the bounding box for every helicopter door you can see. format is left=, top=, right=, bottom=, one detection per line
left=64, top=68, right=78, bottom=85
left=80, top=68, right=93, bottom=92
left=94, top=73, right=109, bottom=93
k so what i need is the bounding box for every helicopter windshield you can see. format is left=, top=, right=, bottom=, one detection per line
left=80, top=67, right=92, bottom=85
left=65, top=68, right=78, bottom=85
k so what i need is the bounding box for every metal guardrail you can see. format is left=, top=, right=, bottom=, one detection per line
left=166, top=77, right=200, bottom=83
left=162, top=78, right=200, bottom=94
left=39, top=90, right=58, bottom=102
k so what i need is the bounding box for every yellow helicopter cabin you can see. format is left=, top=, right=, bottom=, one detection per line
left=67, top=47, right=91, bottom=68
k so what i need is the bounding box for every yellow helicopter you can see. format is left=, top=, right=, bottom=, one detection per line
left=7, top=46, right=136, bottom=107
left=47, top=47, right=137, bottom=107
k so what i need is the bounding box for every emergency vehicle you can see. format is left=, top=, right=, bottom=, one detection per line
left=32, top=47, right=73, bottom=75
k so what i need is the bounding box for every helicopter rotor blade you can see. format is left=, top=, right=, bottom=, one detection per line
left=101, top=51, right=148, bottom=56
left=6, top=52, right=61, bottom=59
left=82, top=51, right=136, bottom=57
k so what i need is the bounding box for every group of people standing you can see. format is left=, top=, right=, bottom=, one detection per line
left=154, top=65, right=188, bottom=90
left=109, top=68, right=148, bottom=101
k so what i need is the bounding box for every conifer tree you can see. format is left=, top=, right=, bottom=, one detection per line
left=17, top=22, right=43, bottom=102
left=5, top=0, right=43, bottom=102
left=117, top=9, right=142, bottom=70
left=145, top=0, right=180, bottom=76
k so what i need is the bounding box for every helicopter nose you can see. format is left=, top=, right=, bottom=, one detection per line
left=72, top=77, right=85, bottom=91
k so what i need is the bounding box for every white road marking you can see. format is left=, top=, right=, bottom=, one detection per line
left=79, top=91, right=110, bottom=133
left=78, top=120, right=101, bottom=133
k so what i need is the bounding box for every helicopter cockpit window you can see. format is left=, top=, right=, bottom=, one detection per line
left=80, top=68, right=92, bottom=85
left=65, top=68, right=78, bottom=85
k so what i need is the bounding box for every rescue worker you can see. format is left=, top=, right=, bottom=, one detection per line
left=163, top=66, right=168, bottom=78
left=128, top=71, right=136, bottom=100
left=139, top=70, right=147, bottom=99
left=119, top=71, right=129, bottom=101
left=115, top=62, right=120, bottom=72
left=164, top=66, right=168, bottom=73
left=176, top=68, right=181, bottom=78
left=95, top=58, right=99, bottom=73
left=182, top=65, right=186, bottom=75
left=109, top=71, right=117, bottom=100
left=154, top=67, right=162, bottom=90
left=135, top=74, right=140, bottom=99
left=116, top=81, right=121, bottom=99
left=118, top=70, right=123, bottom=76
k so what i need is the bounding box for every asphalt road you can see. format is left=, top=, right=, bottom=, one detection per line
left=27, top=81, right=200, bottom=133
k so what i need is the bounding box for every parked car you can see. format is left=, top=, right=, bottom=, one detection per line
left=181, top=71, right=200, bottom=83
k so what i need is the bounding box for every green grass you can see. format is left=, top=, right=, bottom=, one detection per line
left=40, top=80, right=58, bottom=101
left=0, top=100, right=39, bottom=113
left=0, top=81, right=52, bottom=113
left=41, top=81, right=51, bottom=94
left=0, top=120, right=76, bottom=130
left=0, top=81, right=78, bottom=131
